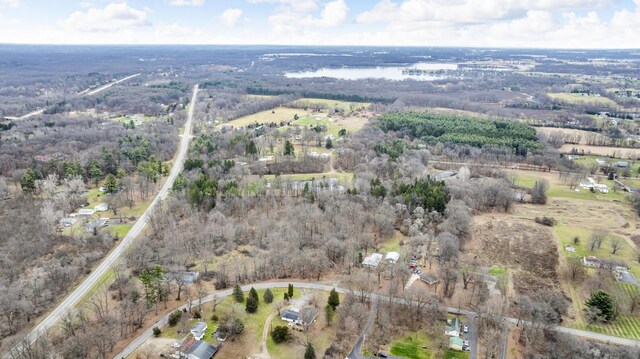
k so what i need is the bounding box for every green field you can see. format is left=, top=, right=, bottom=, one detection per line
left=219, top=108, right=304, bottom=128
left=548, top=93, right=617, bottom=107
left=108, top=223, right=133, bottom=238
left=257, top=172, right=355, bottom=186
left=290, top=98, right=370, bottom=113
left=510, top=171, right=627, bottom=202
left=284, top=115, right=358, bottom=138
left=488, top=266, right=507, bottom=277
left=389, top=332, right=434, bottom=359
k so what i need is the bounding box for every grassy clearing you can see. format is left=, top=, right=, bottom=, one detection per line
left=286, top=115, right=357, bottom=138
left=443, top=350, right=471, bottom=359
left=74, top=269, right=115, bottom=308
left=548, top=92, right=617, bottom=106
left=560, top=144, right=640, bottom=158
left=290, top=98, right=370, bottom=113
left=379, top=231, right=409, bottom=253
left=509, top=170, right=627, bottom=202
left=219, top=108, right=304, bottom=128
left=488, top=266, right=507, bottom=277
left=258, top=172, right=354, bottom=184
left=108, top=223, right=133, bottom=238
left=389, top=332, right=434, bottom=359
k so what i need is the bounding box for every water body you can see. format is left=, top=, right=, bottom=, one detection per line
left=285, top=62, right=458, bottom=81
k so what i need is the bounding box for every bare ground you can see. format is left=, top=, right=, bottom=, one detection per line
left=465, top=215, right=560, bottom=295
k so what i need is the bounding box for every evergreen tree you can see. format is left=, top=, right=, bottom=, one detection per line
left=288, top=284, right=294, bottom=298
left=325, top=138, right=333, bottom=149
left=20, top=170, right=37, bottom=193
left=327, top=288, right=340, bottom=311
left=245, top=296, right=258, bottom=313
left=263, top=288, right=274, bottom=304
left=233, top=284, right=244, bottom=303
left=249, top=287, right=259, bottom=305
left=585, top=290, right=615, bottom=322
left=284, top=293, right=289, bottom=301
left=103, top=173, right=119, bottom=194
left=284, top=140, right=295, bottom=157
left=271, top=325, right=290, bottom=343
left=338, top=128, right=347, bottom=137
left=245, top=140, right=258, bottom=156
left=89, top=159, right=103, bottom=187
left=304, top=342, right=316, bottom=359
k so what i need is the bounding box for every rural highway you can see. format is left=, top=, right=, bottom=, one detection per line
left=5, top=73, right=141, bottom=121
left=113, top=281, right=640, bottom=359
left=4, top=84, right=199, bottom=359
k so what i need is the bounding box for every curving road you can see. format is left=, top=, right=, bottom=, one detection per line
left=113, top=280, right=640, bottom=359
left=4, top=84, right=199, bottom=359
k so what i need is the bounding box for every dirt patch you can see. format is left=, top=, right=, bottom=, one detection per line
left=467, top=215, right=559, bottom=295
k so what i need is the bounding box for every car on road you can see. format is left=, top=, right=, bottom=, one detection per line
left=463, top=324, right=469, bottom=333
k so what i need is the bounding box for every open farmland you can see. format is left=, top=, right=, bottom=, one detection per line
left=548, top=92, right=618, bottom=107
left=560, top=144, right=640, bottom=158
left=290, top=98, right=370, bottom=113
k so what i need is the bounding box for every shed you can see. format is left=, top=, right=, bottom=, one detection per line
left=94, top=203, right=108, bottom=212
left=78, top=208, right=95, bottom=216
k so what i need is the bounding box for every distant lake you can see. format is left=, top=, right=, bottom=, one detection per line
left=285, top=62, right=458, bottom=81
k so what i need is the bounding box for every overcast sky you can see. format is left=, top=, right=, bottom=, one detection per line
left=0, top=0, right=638, bottom=48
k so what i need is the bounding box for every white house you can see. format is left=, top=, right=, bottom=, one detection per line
left=280, top=309, right=301, bottom=324
left=94, top=203, right=108, bottom=212
left=362, top=253, right=383, bottom=268
left=385, top=252, right=400, bottom=264
left=190, top=322, right=208, bottom=340
left=78, top=208, right=95, bottom=216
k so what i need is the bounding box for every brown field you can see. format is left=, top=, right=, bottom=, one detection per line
left=536, top=127, right=606, bottom=145
left=560, top=144, right=640, bottom=158
left=465, top=215, right=559, bottom=295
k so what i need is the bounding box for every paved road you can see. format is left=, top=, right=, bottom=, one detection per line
left=464, top=316, right=478, bottom=359
left=4, top=84, right=199, bottom=359
left=347, top=297, right=378, bottom=359
left=499, top=325, right=509, bottom=359
left=5, top=73, right=141, bottom=121
left=113, top=280, right=640, bottom=359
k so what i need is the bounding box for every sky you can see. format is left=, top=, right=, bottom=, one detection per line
left=0, top=0, right=639, bottom=48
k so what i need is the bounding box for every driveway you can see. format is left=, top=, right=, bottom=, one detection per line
left=463, top=316, right=478, bottom=359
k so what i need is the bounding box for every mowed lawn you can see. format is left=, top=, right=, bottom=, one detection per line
left=548, top=92, right=617, bottom=107
left=218, top=108, right=305, bottom=128
left=389, top=332, right=434, bottom=359
left=290, top=98, right=370, bottom=113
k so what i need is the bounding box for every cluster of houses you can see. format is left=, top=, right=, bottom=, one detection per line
left=578, top=177, right=609, bottom=193
left=58, top=203, right=110, bottom=232
left=444, top=317, right=469, bottom=352
left=362, top=251, right=400, bottom=267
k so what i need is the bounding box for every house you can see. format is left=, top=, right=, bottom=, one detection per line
left=583, top=256, right=628, bottom=271
left=59, top=218, right=77, bottom=227
left=449, top=337, right=464, bottom=351
left=78, top=208, right=95, bottom=216
left=184, top=340, right=217, bottom=359
left=419, top=273, right=439, bottom=285
left=190, top=322, right=208, bottom=340
left=94, top=203, right=108, bottom=212
left=84, top=218, right=109, bottom=233
left=445, top=318, right=461, bottom=337
left=617, top=161, right=629, bottom=168
left=595, top=158, right=607, bottom=166
left=385, top=252, right=400, bottom=264
left=362, top=253, right=383, bottom=268
left=280, top=309, right=300, bottom=324
left=299, top=307, right=319, bottom=326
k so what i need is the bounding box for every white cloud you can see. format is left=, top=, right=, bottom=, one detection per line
left=248, top=0, right=318, bottom=13
left=168, top=0, right=204, bottom=6
left=356, top=0, right=398, bottom=24
left=309, top=0, right=348, bottom=27
left=220, top=8, right=243, bottom=27
left=61, top=2, right=150, bottom=33
left=0, top=0, right=19, bottom=7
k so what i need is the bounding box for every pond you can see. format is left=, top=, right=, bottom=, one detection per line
left=285, top=62, right=458, bottom=81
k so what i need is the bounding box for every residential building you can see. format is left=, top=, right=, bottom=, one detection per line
left=445, top=318, right=461, bottom=337
left=449, top=337, right=464, bottom=351
left=78, top=208, right=95, bottom=216
left=362, top=253, right=383, bottom=268
left=184, top=340, right=217, bottom=359
left=94, top=203, right=108, bottom=212
left=419, top=273, right=439, bottom=285
left=280, top=309, right=300, bottom=324
left=385, top=251, right=400, bottom=264
left=190, top=322, right=208, bottom=341
left=582, top=256, right=628, bottom=271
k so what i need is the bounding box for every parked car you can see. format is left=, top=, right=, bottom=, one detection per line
left=464, top=340, right=469, bottom=347
left=463, top=325, right=469, bottom=333
left=171, top=343, right=180, bottom=348
left=377, top=353, right=388, bottom=358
